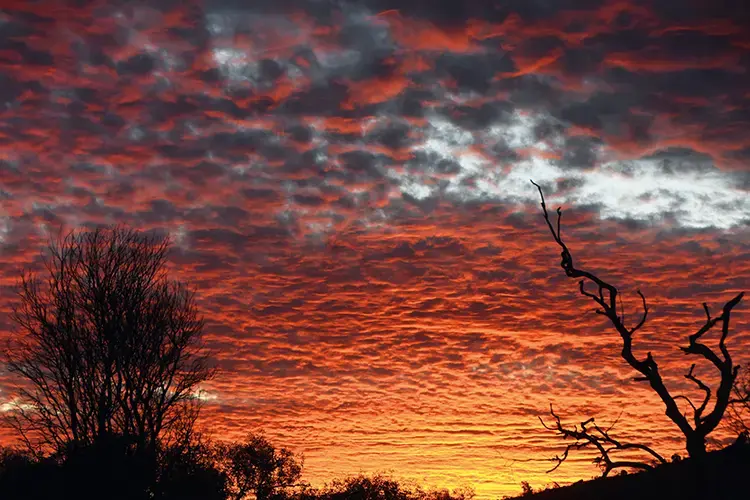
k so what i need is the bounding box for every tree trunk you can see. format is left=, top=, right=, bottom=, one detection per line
left=686, top=433, right=707, bottom=458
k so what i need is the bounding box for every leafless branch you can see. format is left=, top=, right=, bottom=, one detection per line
left=539, top=404, right=666, bottom=477
left=684, top=364, right=711, bottom=425
left=531, top=180, right=745, bottom=458
left=3, top=226, right=215, bottom=456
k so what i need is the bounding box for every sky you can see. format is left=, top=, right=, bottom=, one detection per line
left=0, top=0, right=749, bottom=497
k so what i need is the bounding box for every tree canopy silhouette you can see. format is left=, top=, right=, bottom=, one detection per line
left=217, top=433, right=304, bottom=500
left=531, top=180, right=745, bottom=467
left=4, top=226, right=215, bottom=458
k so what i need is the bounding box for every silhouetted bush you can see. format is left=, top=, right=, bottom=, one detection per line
left=216, top=432, right=304, bottom=500
left=157, top=440, right=228, bottom=500
left=0, top=436, right=230, bottom=500
left=58, top=434, right=157, bottom=500
left=728, top=366, right=750, bottom=436
left=302, top=474, right=475, bottom=500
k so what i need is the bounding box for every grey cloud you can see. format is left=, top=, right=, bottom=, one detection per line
left=558, top=136, right=602, bottom=170
left=436, top=53, right=516, bottom=93
left=445, top=101, right=515, bottom=131
left=117, top=53, right=156, bottom=75
left=282, top=82, right=351, bottom=116
left=644, top=148, right=717, bottom=174
left=559, top=46, right=605, bottom=76
left=367, top=121, right=413, bottom=149
left=503, top=75, right=562, bottom=110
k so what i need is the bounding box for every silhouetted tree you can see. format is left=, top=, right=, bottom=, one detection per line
left=539, top=404, right=666, bottom=477
left=157, top=436, right=228, bottom=500
left=217, top=433, right=303, bottom=500
left=417, top=487, right=475, bottom=500
left=0, top=445, right=59, bottom=500
left=59, top=432, right=157, bottom=500
left=309, top=475, right=475, bottom=500
left=321, top=475, right=412, bottom=500
left=0, top=445, right=34, bottom=472
left=3, top=226, right=215, bottom=466
left=531, top=181, right=745, bottom=463
left=0, top=436, right=228, bottom=500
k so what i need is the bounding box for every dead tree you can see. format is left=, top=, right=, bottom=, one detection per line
left=531, top=180, right=744, bottom=460
left=539, top=404, right=666, bottom=476
left=4, top=226, right=215, bottom=457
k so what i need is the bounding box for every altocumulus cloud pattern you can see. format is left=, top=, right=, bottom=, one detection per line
left=0, top=1, right=749, bottom=497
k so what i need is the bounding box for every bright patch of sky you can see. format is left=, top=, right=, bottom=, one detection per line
left=202, top=9, right=749, bottom=232
left=392, top=111, right=749, bottom=229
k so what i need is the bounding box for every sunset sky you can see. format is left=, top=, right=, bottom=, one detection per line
left=1, top=0, right=749, bottom=497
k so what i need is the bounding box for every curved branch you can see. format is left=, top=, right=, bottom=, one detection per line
left=685, top=364, right=711, bottom=425
left=530, top=180, right=694, bottom=441
left=531, top=180, right=746, bottom=458
left=539, top=404, right=665, bottom=477
left=589, top=423, right=666, bottom=466
left=630, top=290, right=648, bottom=335
left=674, top=395, right=698, bottom=415
left=680, top=293, right=744, bottom=437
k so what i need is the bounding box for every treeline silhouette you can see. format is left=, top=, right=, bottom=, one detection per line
left=1, top=206, right=749, bottom=500
left=0, top=227, right=475, bottom=500
left=0, top=432, right=476, bottom=500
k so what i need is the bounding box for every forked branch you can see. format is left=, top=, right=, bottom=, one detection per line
left=531, top=180, right=745, bottom=458
left=539, top=405, right=666, bottom=477
left=685, top=364, right=711, bottom=425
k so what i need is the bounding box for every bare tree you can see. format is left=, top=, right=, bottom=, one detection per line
left=4, top=226, right=215, bottom=457
left=216, top=433, right=303, bottom=500
left=539, top=404, right=666, bottom=476
left=531, top=181, right=744, bottom=461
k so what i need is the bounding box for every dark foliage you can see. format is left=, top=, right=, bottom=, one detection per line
left=157, top=439, right=229, bottom=500
left=0, top=438, right=228, bottom=500
left=299, top=474, right=475, bottom=500
left=216, top=432, right=304, bottom=500
left=0, top=446, right=477, bottom=500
